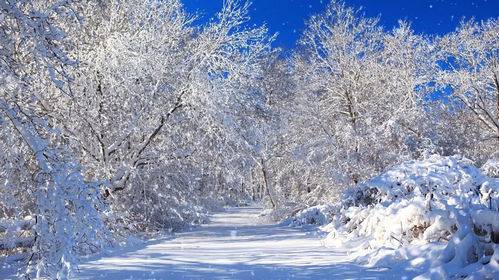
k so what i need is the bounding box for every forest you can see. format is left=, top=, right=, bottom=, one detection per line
left=0, top=0, right=498, bottom=279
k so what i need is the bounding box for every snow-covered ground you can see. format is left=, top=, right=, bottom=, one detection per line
left=68, top=207, right=393, bottom=280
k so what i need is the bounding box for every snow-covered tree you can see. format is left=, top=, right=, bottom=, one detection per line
left=1, top=1, right=109, bottom=278
left=30, top=0, right=274, bottom=230
left=434, top=19, right=499, bottom=162
left=279, top=1, right=437, bottom=205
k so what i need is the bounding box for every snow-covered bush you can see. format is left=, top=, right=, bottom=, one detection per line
left=4, top=103, right=114, bottom=278
left=292, top=155, right=498, bottom=278
left=293, top=155, right=498, bottom=234
left=290, top=205, right=335, bottom=227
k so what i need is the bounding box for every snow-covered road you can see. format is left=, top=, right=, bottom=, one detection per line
left=75, top=206, right=388, bottom=280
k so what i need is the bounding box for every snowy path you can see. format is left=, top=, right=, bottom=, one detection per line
left=75, top=207, right=388, bottom=280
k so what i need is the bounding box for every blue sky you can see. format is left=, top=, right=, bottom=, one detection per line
left=182, top=0, right=499, bottom=49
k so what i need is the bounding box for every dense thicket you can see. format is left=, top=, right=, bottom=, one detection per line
left=0, top=0, right=497, bottom=278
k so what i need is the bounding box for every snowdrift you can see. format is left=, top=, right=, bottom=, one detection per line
left=291, top=155, right=499, bottom=279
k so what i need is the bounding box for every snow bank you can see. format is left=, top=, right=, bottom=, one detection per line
left=293, top=155, right=499, bottom=278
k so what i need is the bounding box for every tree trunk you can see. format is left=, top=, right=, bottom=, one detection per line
left=260, top=158, right=277, bottom=209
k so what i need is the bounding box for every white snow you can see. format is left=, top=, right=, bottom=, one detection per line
left=50, top=207, right=391, bottom=279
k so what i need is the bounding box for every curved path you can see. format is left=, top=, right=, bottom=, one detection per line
left=75, top=207, right=388, bottom=280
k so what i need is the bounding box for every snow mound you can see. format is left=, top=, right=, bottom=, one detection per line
left=335, top=155, right=498, bottom=242
left=296, top=155, right=499, bottom=278
left=290, top=205, right=334, bottom=227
